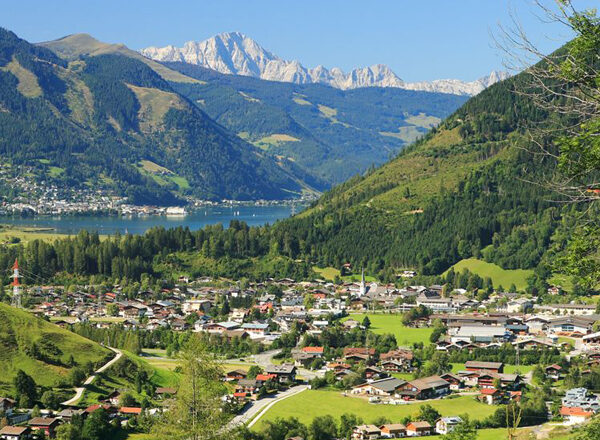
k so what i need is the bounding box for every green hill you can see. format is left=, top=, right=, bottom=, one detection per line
left=268, top=53, right=572, bottom=279
left=0, top=28, right=313, bottom=204
left=444, top=258, right=534, bottom=291
left=0, top=302, right=111, bottom=394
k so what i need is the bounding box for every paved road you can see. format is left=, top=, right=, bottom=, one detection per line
left=228, top=385, right=308, bottom=428
left=61, top=347, right=123, bottom=406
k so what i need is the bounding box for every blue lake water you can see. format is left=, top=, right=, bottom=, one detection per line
left=0, top=205, right=300, bottom=235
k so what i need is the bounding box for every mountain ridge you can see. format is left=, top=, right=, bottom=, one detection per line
left=140, top=32, right=509, bottom=95
left=0, top=27, right=313, bottom=204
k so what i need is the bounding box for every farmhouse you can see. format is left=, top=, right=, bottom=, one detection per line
left=406, top=421, right=433, bottom=436
left=560, top=407, right=594, bottom=425
left=351, top=377, right=406, bottom=397
left=28, top=418, right=61, bottom=438
left=264, top=364, right=297, bottom=383
left=464, top=361, right=504, bottom=373
left=380, top=349, right=414, bottom=372
left=451, top=326, right=508, bottom=343
left=435, top=416, right=463, bottom=435
left=0, top=426, right=31, bottom=440
left=397, top=375, right=450, bottom=400
left=351, top=425, right=381, bottom=439
left=379, top=423, right=407, bottom=438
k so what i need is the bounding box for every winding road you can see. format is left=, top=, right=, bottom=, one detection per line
left=61, top=347, right=123, bottom=406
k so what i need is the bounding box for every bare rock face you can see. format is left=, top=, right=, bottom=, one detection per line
left=141, top=32, right=508, bottom=95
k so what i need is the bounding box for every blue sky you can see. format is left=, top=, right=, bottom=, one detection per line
left=3, top=0, right=596, bottom=82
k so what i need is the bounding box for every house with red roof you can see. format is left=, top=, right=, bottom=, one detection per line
left=560, top=407, right=594, bottom=425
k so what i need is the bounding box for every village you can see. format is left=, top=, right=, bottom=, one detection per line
left=1, top=265, right=600, bottom=439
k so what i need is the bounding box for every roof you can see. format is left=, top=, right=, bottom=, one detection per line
left=480, top=388, right=501, bottom=395
left=29, top=417, right=59, bottom=427
left=380, top=423, right=406, bottom=432
left=407, top=375, right=450, bottom=390
left=302, top=346, right=324, bottom=354
left=156, top=387, right=177, bottom=394
left=465, top=361, right=503, bottom=370
left=408, top=421, right=432, bottom=429
left=439, top=416, right=463, bottom=424
left=216, top=321, right=240, bottom=329
left=119, top=407, right=142, bottom=415
left=455, top=326, right=507, bottom=337
left=560, top=407, right=593, bottom=417
left=356, top=377, right=406, bottom=393
left=265, top=364, right=296, bottom=374
left=0, top=426, right=30, bottom=435
left=256, top=374, right=277, bottom=381
left=354, top=425, right=381, bottom=434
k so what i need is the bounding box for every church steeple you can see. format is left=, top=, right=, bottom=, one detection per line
left=359, top=267, right=366, bottom=296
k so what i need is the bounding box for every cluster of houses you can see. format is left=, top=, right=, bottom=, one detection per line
left=348, top=361, right=522, bottom=406
left=0, top=386, right=178, bottom=440
left=426, top=312, right=600, bottom=352
left=352, top=416, right=464, bottom=439
left=0, top=401, right=155, bottom=439
left=225, top=364, right=298, bottom=402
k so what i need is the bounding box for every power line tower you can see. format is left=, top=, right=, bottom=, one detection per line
left=11, top=258, right=22, bottom=308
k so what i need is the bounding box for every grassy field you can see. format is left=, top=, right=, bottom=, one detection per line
left=445, top=258, right=534, bottom=291
left=380, top=125, right=424, bottom=143
left=0, top=303, right=111, bottom=394
left=254, top=390, right=496, bottom=430
left=342, top=314, right=433, bottom=346
left=450, top=363, right=535, bottom=375
left=79, top=351, right=180, bottom=406
left=0, top=225, right=64, bottom=243
left=313, top=266, right=341, bottom=280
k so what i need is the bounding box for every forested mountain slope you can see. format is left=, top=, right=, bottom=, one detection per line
left=166, top=62, right=468, bottom=184
left=0, top=28, right=311, bottom=204
left=269, top=64, right=574, bottom=278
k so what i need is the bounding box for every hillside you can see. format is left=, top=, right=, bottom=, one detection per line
left=0, top=28, right=312, bottom=204
left=0, top=302, right=111, bottom=394
left=166, top=61, right=468, bottom=184
left=269, top=61, right=571, bottom=280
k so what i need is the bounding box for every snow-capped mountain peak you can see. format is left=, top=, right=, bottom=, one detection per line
left=140, top=32, right=508, bottom=95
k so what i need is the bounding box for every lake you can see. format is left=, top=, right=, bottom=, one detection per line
left=0, top=205, right=300, bottom=235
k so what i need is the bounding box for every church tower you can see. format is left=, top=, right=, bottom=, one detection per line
left=359, top=268, right=366, bottom=296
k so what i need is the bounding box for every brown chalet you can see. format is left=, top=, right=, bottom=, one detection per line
left=225, top=369, right=248, bottom=381
left=28, top=418, right=61, bottom=439
left=406, top=421, right=433, bottom=436
left=343, top=347, right=375, bottom=362
left=380, top=349, right=414, bottom=372
left=465, top=361, right=504, bottom=373
left=0, top=426, right=31, bottom=440
left=397, top=375, right=450, bottom=400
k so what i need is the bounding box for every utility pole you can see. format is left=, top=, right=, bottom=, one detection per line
left=11, top=258, right=22, bottom=308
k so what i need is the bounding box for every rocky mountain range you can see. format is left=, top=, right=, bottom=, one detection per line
left=140, top=32, right=509, bottom=96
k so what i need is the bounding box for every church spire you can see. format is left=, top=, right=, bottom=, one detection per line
left=359, top=267, right=366, bottom=296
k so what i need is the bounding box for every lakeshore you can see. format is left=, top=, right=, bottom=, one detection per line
left=0, top=204, right=299, bottom=236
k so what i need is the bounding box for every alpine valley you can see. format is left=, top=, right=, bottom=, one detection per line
left=0, top=28, right=488, bottom=208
